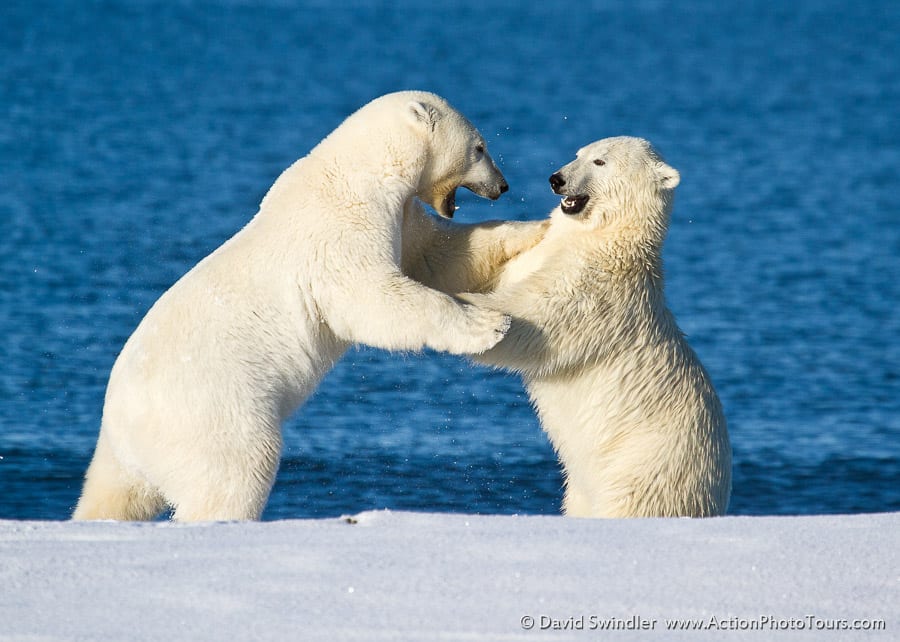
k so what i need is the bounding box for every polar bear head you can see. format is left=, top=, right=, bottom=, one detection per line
left=547, top=136, right=680, bottom=230
left=310, top=91, right=508, bottom=220
left=402, top=93, right=509, bottom=218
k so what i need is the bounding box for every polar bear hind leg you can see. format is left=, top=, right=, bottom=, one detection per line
left=561, top=484, right=595, bottom=518
left=72, top=432, right=166, bottom=521
left=167, top=463, right=278, bottom=522
left=162, top=430, right=283, bottom=522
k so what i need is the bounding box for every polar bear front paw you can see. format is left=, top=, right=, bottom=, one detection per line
left=445, top=305, right=511, bottom=355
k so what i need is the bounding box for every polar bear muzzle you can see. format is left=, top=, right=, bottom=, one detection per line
left=549, top=171, right=589, bottom=215
left=463, top=177, right=509, bottom=202
left=438, top=175, right=509, bottom=219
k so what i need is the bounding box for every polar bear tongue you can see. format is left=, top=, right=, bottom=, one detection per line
left=438, top=188, right=458, bottom=219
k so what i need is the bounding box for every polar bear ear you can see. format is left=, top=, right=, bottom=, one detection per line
left=406, top=100, right=438, bottom=130
left=655, top=162, right=680, bottom=189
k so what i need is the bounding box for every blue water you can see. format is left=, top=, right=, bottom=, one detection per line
left=2, top=0, right=898, bottom=520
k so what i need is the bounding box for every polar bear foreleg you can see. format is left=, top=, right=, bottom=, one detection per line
left=322, top=267, right=510, bottom=356
left=401, top=207, right=549, bottom=294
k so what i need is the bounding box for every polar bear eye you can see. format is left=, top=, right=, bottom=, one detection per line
left=475, top=143, right=485, bottom=155
left=593, top=159, right=606, bottom=166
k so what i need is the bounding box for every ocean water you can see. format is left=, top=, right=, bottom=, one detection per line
left=1, top=0, right=898, bottom=520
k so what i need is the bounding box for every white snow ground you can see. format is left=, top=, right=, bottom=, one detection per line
left=1, top=511, right=897, bottom=641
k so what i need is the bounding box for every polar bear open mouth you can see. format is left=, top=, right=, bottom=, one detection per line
left=439, top=188, right=458, bottom=219
left=560, top=194, right=589, bottom=215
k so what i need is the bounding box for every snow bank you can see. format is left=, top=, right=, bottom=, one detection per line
left=1, top=511, right=896, bottom=641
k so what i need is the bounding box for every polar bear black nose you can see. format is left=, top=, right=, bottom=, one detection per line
left=499, top=181, right=509, bottom=194
left=549, top=172, right=566, bottom=192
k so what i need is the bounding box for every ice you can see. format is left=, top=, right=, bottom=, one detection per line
left=1, top=511, right=896, bottom=641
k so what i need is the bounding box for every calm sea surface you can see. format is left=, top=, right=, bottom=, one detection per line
left=2, top=0, right=898, bottom=520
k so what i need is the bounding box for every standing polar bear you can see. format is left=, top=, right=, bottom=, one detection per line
left=74, top=91, right=547, bottom=522
left=420, top=137, right=731, bottom=518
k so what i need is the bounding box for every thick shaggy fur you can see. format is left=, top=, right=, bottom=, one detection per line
left=73, top=92, right=544, bottom=522
left=450, top=137, right=731, bottom=517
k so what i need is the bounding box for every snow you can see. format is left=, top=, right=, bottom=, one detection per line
left=1, top=511, right=896, bottom=641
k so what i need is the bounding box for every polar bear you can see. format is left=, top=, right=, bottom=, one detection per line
left=73, top=91, right=547, bottom=522
left=420, top=137, right=732, bottom=518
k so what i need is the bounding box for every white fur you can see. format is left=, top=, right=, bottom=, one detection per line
left=459, top=137, right=731, bottom=518
left=74, top=91, right=526, bottom=522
